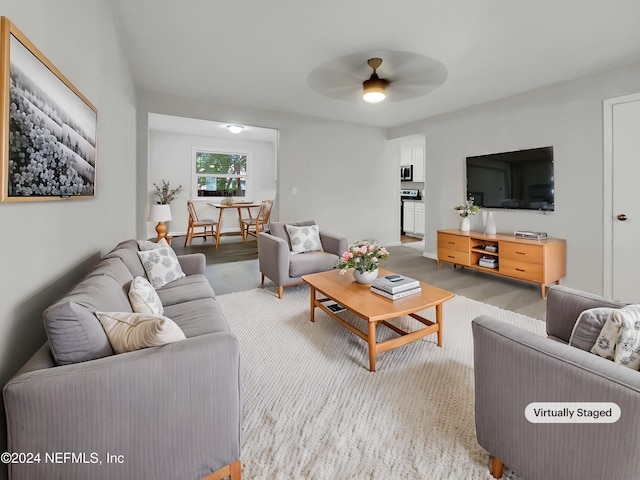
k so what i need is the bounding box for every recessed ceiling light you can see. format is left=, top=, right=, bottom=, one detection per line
left=226, top=124, right=244, bottom=134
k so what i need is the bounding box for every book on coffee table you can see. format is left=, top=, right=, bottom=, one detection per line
left=324, top=301, right=346, bottom=313
left=372, top=275, right=420, bottom=294
left=371, top=285, right=422, bottom=300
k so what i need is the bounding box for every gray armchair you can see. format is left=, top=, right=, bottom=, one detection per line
left=258, top=221, right=347, bottom=298
left=472, top=285, right=640, bottom=480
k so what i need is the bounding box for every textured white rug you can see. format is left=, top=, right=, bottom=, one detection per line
left=216, top=285, right=545, bottom=480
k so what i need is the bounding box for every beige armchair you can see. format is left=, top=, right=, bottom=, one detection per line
left=258, top=221, right=348, bottom=298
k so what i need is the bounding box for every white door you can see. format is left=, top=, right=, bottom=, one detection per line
left=607, top=95, right=640, bottom=302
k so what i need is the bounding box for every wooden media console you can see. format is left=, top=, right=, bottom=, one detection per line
left=437, top=229, right=566, bottom=297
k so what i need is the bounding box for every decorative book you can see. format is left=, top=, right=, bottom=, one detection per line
left=371, top=286, right=422, bottom=300
left=372, top=275, right=420, bottom=294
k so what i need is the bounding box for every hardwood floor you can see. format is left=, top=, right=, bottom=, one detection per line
left=173, top=235, right=546, bottom=320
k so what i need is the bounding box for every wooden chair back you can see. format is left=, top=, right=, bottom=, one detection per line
left=257, top=200, right=273, bottom=224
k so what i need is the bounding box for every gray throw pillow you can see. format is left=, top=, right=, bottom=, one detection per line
left=568, top=307, right=616, bottom=351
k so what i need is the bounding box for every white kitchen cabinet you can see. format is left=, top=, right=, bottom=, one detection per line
left=411, top=146, right=425, bottom=182
left=400, top=145, right=425, bottom=182
left=403, top=202, right=415, bottom=233
left=415, top=202, right=425, bottom=234
left=403, top=201, right=425, bottom=236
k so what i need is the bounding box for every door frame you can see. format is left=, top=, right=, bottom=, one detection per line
left=602, top=93, right=640, bottom=298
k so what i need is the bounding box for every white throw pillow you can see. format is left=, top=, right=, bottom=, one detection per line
left=591, top=304, right=640, bottom=370
left=286, top=224, right=324, bottom=254
left=128, top=276, right=164, bottom=315
left=138, top=237, right=170, bottom=251
left=96, top=311, right=186, bottom=354
left=137, top=247, right=186, bottom=289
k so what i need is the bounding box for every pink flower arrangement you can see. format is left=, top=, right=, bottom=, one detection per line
left=337, top=241, right=390, bottom=274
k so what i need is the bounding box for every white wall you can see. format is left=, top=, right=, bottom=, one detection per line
left=390, top=61, right=640, bottom=295
left=0, top=1, right=137, bottom=477
left=136, top=91, right=397, bottom=246
left=146, top=130, right=276, bottom=238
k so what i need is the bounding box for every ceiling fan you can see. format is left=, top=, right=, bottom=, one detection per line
left=308, top=50, right=448, bottom=104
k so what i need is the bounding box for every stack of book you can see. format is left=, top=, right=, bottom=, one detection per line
left=371, top=275, right=421, bottom=300
left=479, top=256, right=498, bottom=269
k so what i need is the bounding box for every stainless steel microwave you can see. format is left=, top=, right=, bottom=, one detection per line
left=401, top=165, right=413, bottom=181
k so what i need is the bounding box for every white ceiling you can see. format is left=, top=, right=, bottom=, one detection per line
left=112, top=0, right=640, bottom=129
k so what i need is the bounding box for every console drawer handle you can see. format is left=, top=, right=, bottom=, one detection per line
left=515, top=251, right=526, bottom=255
left=447, top=255, right=455, bottom=259
left=516, top=268, right=526, bottom=272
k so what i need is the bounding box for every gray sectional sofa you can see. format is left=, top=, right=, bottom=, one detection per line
left=3, top=239, right=242, bottom=480
left=472, top=285, right=640, bottom=480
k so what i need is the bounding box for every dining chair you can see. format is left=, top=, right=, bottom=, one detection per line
left=242, top=200, right=273, bottom=242
left=184, top=200, right=219, bottom=247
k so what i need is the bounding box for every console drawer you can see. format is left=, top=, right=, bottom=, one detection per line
left=500, top=258, right=543, bottom=282
left=438, top=247, right=470, bottom=266
left=438, top=233, right=469, bottom=252
left=500, top=242, right=544, bottom=264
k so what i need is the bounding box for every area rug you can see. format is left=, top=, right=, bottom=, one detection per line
left=216, top=285, right=545, bottom=479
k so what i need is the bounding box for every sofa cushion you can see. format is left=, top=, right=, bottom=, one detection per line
left=96, top=311, right=186, bottom=354
left=286, top=224, right=324, bottom=254
left=129, top=276, right=164, bottom=315
left=269, top=220, right=316, bottom=249
left=104, top=239, right=147, bottom=278
left=155, top=274, right=215, bottom=306
left=138, top=247, right=186, bottom=289
left=569, top=308, right=614, bottom=351
left=44, top=258, right=134, bottom=365
left=163, top=298, right=230, bottom=338
left=289, top=251, right=339, bottom=278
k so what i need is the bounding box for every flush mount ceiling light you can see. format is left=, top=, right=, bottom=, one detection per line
left=226, top=124, right=244, bottom=134
left=362, top=58, right=389, bottom=103
left=308, top=50, right=448, bottom=104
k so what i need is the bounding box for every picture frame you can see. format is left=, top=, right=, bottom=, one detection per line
left=0, top=17, right=97, bottom=202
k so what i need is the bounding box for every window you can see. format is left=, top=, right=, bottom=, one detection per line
left=193, top=150, right=250, bottom=198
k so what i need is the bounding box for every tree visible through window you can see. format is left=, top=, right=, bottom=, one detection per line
left=194, top=151, right=248, bottom=197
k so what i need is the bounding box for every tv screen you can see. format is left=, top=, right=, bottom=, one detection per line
left=466, top=146, right=554, bottom=211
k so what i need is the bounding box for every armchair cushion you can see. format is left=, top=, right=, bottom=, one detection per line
left=289, top=251, right=340, bottom=278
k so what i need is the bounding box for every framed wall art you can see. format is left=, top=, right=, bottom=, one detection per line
left=0, top=16, right=97, bottom=202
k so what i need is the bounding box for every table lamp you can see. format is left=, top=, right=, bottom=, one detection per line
left=148, top=204, right=172, bottom=242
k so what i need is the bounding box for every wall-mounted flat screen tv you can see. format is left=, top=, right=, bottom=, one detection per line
left=466, top=146, right=554, bottom=211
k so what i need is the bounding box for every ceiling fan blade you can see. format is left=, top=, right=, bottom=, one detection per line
left=308, top=50, right=447, bottom=103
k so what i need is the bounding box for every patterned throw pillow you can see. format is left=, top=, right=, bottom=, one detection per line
left=568, top=307, right=615, bottom=351
left=591, top=304, right=640, bottom=370
left=286, top=224, right=324, bottom=254
left=96, top=311, right=186, bottom=354
left=137, top=247, right=186, bottom=289
left=128, top=276, right=164, bottom=315
left=138, top=237, right=170, bottom=251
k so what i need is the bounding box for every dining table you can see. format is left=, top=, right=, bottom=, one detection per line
left=207, top=201, right=261, bottom=246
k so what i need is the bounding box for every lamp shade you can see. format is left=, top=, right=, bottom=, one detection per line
left=362, top=76, right=389, bottom=103
left=148, top=204, right=172, bottom=223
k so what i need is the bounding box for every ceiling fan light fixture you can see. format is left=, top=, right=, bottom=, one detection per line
left=226, top=124, right=244, bottom=134
left=362, top=57, right=389, bottom=103
left=362, top=77, right=388, bottom=103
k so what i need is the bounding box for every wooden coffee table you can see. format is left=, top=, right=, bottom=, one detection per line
left=302, top=268, right=455, bottom=371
